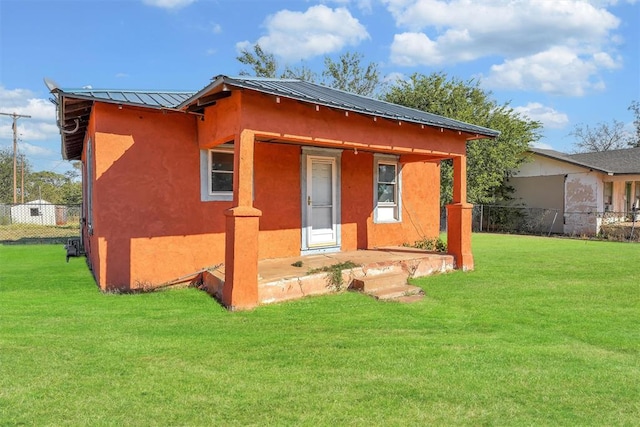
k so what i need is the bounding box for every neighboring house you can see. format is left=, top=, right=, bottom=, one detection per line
left=10, top=199, right=57, bottom=226
left=49, top=75, right=498, bottom=309
left=509, top=147, right=640, bottom=235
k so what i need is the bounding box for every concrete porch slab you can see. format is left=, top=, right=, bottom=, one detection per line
left=203, top=247, right=454, bottom=305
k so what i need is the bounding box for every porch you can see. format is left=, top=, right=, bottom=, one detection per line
left=202, top=246, right=455, bottom=306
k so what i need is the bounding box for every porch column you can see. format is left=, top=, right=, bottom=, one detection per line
left=223, top=129, right=262, bottom=310
left=446, top=155, right=474, bottom=271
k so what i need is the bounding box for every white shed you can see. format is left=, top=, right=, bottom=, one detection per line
left=10, top=200, right=57, bottom=226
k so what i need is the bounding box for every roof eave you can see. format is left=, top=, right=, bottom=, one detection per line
left=176, top=75, right=228, bottom=110
left=528, top=149, right=612, bottom=174
left=181, top=75, right=500, bottom=138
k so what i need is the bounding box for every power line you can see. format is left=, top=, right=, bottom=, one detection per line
left=0, top=112, right=32, bottom=203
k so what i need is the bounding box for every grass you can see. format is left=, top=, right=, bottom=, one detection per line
left=0, top=234, right=638, bottom=426
left=0, top=223, right=80, bottom=243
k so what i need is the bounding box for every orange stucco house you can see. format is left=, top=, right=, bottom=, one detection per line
left=50, top=76, right=498, bottom=309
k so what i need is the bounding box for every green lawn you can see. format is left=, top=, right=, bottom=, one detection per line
left=1, top=234, right=638, bottom=426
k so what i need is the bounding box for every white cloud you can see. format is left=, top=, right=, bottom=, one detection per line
left=390, top=32, right=441, bottom=66
left=531, top=141, right=555, bottom=150
left=141, top=0, right=196, bottom=9
left=0, top=86, right=62, bottom=171
left=384, top=0, right=625, bottom=95
left=237, top=5, right=369, bottom=61
left=0, top=87, right=55, bottom=119
left=18, top=141, right=55, bottom=157
left=483, top=47, right=620, bottom=96
left=513, top=102, right=569, bottom=129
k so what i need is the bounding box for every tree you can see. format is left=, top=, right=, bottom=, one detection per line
left=0, top=148, right=16, bottom=204
left=628, top=100, right=640, bottom=148
left=570, top=120, right=632, bottom=152
left=570, top=100, right=639, bottom=152
left=236, top=44, right=380, bottom=95
left=237, top=44, right=278, bottom=78
left=383, top=72, right=542, bottom=205
left=322, top=52, right=380, bottom=96
left=24, top=169, right=81, bottom=205
left=0, top=149, right=33, bottom=204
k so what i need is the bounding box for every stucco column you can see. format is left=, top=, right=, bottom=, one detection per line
left=223, top=130, right=262, bottom=310
left=447, top=155, right=474, bottom=271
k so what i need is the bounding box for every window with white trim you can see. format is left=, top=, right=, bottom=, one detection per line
left=374, top=155, right=401, bottom=222
left=209, top=147, right=234, bottom=195
left=201, top=143, right=234, bottom=201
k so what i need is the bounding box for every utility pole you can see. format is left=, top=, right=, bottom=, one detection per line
left=0, top=112, right=31, bottom=203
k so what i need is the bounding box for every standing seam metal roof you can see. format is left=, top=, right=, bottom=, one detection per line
left=211, top=76, right=499, bottom=138
left=58, top=89, right=194, bottom=109
left=56, top=77, right=500, bottom=145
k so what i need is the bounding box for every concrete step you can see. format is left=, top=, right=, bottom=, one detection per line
left=349, top=271, right=409, bottom=292
left=370, top=284, right=424, bottom=301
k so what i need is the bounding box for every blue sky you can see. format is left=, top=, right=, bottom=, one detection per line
left=1, top=0, right=638, bottom=174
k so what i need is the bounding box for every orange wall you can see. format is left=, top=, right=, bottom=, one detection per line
left=235, top=90, right=469, bottom=157
left=254, top=141, right=301, bottom=258
left=89, top=103, right=229, bottom=289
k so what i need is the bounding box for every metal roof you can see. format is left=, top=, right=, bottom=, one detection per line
left=529, top=147, right=640, bottom=174
left=181, top=76, right=500, bottom=138
left=52, top=76, right=502, bottom=161
left=57, top=89, right=194, bottom=109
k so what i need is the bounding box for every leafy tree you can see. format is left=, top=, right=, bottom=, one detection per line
left=237, top=44, right=278, bottom=78
left=237, top=44, right=380, bottom=95
left=25, top=169, right=81, bottom=205
left=383, top=72, right=542, bottom=205
left=0, top=149, right=33, bottom=204
left=0, top=148, right=17, bottom=204
left=322, top=52, right=380, bottom=96
left=281, top=63, right=318, bottom=82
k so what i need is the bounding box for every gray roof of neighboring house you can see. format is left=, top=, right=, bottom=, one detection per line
left=181, top=76, right=500, bottom=138
left=529, top=147, right=640, bottom=174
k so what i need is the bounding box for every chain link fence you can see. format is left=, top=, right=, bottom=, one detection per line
left=0, top=203, right=81, bottom=244
left=441, top=205, right=639, bottom=242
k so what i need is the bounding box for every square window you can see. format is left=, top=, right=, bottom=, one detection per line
left=30, top=208, right=40, bottom=217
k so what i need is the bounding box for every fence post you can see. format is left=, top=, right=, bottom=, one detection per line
left=548, top=209, right=558, bottom=236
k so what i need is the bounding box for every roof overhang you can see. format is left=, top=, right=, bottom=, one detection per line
left=50, top=89, right=93, bottom=161
left=527, top=148, right=611, bottom=174
left=179, top=75, right=501, bottom=140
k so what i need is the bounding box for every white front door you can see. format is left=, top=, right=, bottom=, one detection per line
left=306, top=156, right=337, bottom=247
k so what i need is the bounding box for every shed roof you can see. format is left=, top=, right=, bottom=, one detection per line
left=529, top=147, right=640, bottom=175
